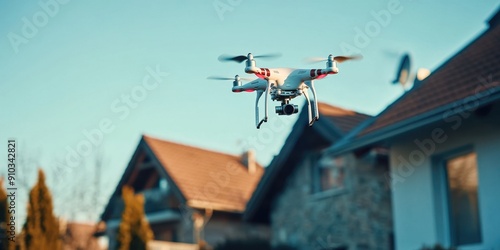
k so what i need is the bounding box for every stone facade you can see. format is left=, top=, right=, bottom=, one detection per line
left=204, top=215, right=271, bottom=246
left=271, top=152, right=393, bottom=250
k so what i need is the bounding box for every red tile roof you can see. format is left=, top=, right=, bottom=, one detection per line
left=143, top=135, right=264, bottom=213
left=359, top=23, right=500, bottom=136
left=318, top=103, right=372, bottom=134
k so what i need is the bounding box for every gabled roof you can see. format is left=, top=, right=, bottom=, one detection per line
left=329, top=10, right=500, bottom=155
left=318, top=103, right=372, bottom=134
left=243, top=102, right=371, bottom=223
left=143, top=135, right=264, bottom=212
left=101, top=135, right=264, bottom=221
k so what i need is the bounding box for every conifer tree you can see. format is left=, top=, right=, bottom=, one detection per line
left=0, top=179, right=6, bottom=247
left=1, top=178, right=8, bottom=249
left=23, top=169, right=61, bottom=250
left=0, top=178, right=16, bottom=250
left=117, top=186, right=153, bottom=250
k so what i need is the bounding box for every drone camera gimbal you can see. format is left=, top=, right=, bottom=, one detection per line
left=275, top=103, right=299, bottom=115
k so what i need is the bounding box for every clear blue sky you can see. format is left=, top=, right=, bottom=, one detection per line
left=1, top=0, right=498, bottom=221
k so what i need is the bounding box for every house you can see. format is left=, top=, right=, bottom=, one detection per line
left=327, top=9, right=500, bottom=250
left=60, top=221, right=104, bottom=250
left=244, top=102, right=394, bottom=250
left=100, top=135, right=269, bottom=249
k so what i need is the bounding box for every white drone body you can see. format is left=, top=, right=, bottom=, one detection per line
left=212, top=53, right=359, bottom=129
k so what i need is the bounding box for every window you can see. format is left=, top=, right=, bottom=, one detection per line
left=320, top=157, right=345, bottom=191
left=313, top=156, right=345, bottom=193
left=445, top=152, right=482, bottom=245
left=159, top=178, right=169, bottom=192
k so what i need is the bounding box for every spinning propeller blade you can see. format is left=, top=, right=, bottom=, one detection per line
left=207, top=75, right=252, bottom=81
left=218, top=53, right=282, bottom=63
left=304, top=57, right=328, bottom=63
left=207, top=76, right=235, bottom=80
left=334, top=55, right=363, bottom=63
left=217, top=55, right=249, bottom=63
left=305, top=54, right=363, bottom=63
left=253, top=53, right=282, bottom=59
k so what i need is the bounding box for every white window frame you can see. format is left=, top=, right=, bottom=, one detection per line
left=432, top=145, right=482, bottom=247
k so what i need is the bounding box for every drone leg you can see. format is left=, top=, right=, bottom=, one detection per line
left=303, top=88, right=314, bottom=126
left=264, top=82, right=269, bottom=121
left=255, top=90, right=264, bottom=128
left=306, top=80, right=320, bottom=121
left=257, top=82, right=270, bottom=129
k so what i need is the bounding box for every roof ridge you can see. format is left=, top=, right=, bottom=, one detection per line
left=142, top=134, right=258, bottom=164
left=318, top=102, right=373, bottom=117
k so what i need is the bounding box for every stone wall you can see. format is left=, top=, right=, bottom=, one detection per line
left=270, top=152, right=393, bottom=250
left=204, top=217, right=270, bottom=246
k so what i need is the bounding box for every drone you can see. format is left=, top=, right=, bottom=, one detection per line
left=208, top=53, right=361, bottom=129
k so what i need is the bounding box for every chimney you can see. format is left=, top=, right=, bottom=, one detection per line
left=488, top=8, right=500, bottom=29
left=241, top=149, right=256, bottom=174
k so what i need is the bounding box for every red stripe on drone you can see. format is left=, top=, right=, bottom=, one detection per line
left=265, top=68, right=270, bottom=77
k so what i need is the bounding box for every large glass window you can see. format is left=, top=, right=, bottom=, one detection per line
left=445, top=152, right=482, bottom=245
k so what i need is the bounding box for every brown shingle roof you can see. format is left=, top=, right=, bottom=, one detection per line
left=359, top=23, right=500, bottom=136
left=143, top=135, right=264, bottom=213
left=318, top=102, right=372, bottom=134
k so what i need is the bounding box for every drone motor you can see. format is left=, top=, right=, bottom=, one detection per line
left=245, top=54, right=258, bottom=73
left=233, top=75, right=242, bottom=87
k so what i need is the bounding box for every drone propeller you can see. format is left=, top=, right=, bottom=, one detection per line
left=207, top=75, right=253, bottom=81
left=305, top=54, right=363, bottom=64
left=218, top=53, right=282, bottom=63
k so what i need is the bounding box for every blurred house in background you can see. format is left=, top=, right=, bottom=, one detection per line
left=60, top=220, right=104, bottom=250
left=328, top=9, right=500, bottom=250
left=100, top=135, right=268, bottom=249
left=245, top=103, right=394, bottom=250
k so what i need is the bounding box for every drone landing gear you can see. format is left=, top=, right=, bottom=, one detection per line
left=304, top=80, right=320, bottom=126
left=255, top=82, right=270, bottom=129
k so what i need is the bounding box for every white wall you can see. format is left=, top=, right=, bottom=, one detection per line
left=389, top=103, right=500, bottom=250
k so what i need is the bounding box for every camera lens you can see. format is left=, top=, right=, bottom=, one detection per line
left=283, top=104, right=295, bottom=115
